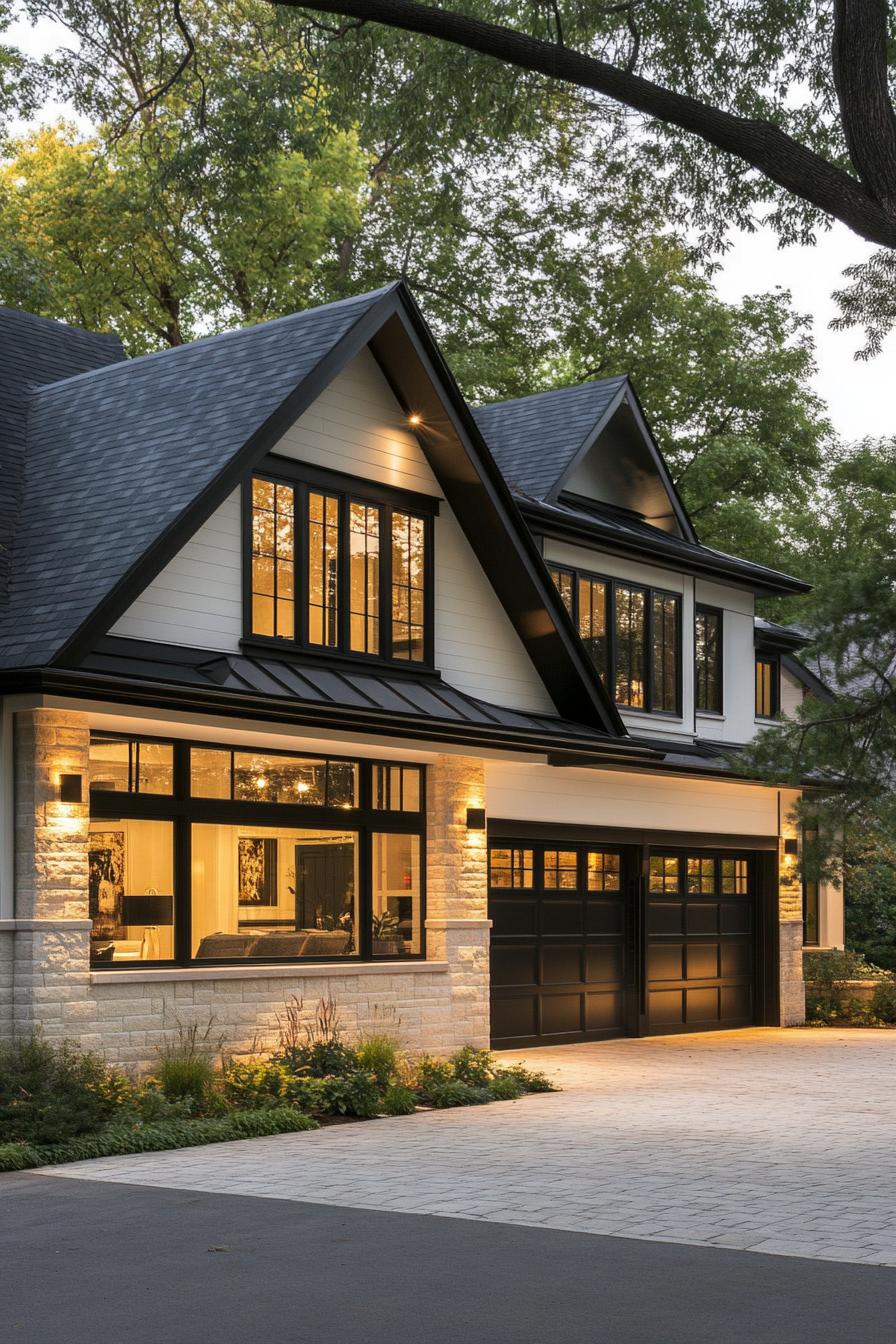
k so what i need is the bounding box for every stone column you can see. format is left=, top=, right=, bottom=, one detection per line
left=778, top=790, right=805, bottom=1026
left=12, top=708, right=95, bottom=1040
left=425, top=754, right=490, bottom=1049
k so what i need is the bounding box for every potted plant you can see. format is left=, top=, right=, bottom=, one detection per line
left=372, top=910, right=404, bottom=956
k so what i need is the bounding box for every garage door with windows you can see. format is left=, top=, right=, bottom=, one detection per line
left=488, top=839, right=762, bottom=1048
left=645, top=851, right=756, bottom=1035
left=489, top=843, right=629, bottom=1049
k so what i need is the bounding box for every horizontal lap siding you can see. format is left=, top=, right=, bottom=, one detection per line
left=110, top=490, right=243, bottom=648
left=485, top=761, right=779, bottom=836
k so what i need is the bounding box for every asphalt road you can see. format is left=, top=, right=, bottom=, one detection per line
left=2, top=1172, right=893, bottom=1344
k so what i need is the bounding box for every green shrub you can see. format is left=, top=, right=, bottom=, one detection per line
left=804, top=949, right=889, bottom=987
left=497, top=1064, right=557, bottom=1094
left=805, top=991, right=840, bottom=1024
left=487, top=1075, right=522, bottom=1101
left=413, top=1055, right=454, bottom=1095
left=425, top=1079, right=490, bottom=1109
left=0, top=1107, right=319, bottom=1173
left=0, top=1037, right=120, bottom=1144
left=871, top=979, right=896, bottom=1023
left=450, top=1046, right=495, bottom=1087
left=356, top=1035, right=399, bottom=1087
left=221, top=1059, right=296, bottom=1109
left=283, top=1076, right=329, bottom=1113
left=275, top=1041, right=360, bottom=1079
left=382, top=1085, right=417, bottom=1116
left=318, top=1072, right=381, bottom=1118
left=862, top=945, right=896, bottom=974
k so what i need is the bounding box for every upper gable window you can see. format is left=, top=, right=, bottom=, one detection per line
left=248, top=471, right=433, bottom=665
left=549, top=565, right=680, bottom=715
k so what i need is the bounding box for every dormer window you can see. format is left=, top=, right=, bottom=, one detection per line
left=247, top=467, right=434, bottom=665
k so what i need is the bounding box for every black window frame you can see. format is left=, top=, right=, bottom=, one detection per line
left=89, top=732, right=426, bottom=969
left=243, top=459, right=437, bottom=670
left=755, top=655, right=780, bottom=719
left=695, top=605, right=724, bottom=716
left=547, top=562, right=682, bottom=716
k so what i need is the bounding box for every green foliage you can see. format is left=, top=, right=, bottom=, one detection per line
left=316, top=1072, right=381, bottom=1119
left=803, top=949, right=889, bottom=988
left=487, top=1075, right=523, bottom=1101
left=870, top=980, right=896, bottom=1024
left=221, top=1059, right=297, bottom=1109
left=275, top=1041, right=360, bottom=1079
left=497, top=1065, right=558, bottom=1094
left=381, top=1084, right=417, bottom=1116
left=153, top=1021, right=222, bottom=1109
left=0, top=1107, right=319, bottom=1173
left=0, top=1037, right=120, bottom=1144
left=450, top=1046, right=496, bottom=1087
left=425, top=1079, right=491, bottom=1109
left=355, top=1035, right=399, bottom=1087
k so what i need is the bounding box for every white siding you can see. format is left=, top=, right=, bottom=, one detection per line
left=780, top=667, right=805, bottom=719
left=110, top=348, right=556, bottom=715
left=485, top=759, right=780, bottom=836
left=110, top=490, right=243, bottom=649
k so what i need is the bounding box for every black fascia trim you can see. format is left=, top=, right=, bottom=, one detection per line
left=522, top=502, right=811, bottom=597
left=546, top=380, right=698, bottom=544
left=544, top=749, right=799, bottom=785
left=5, top=664, right=659, bottom=761
left=488, top=817, right=779, bottom=850
left=754, top=624, right=811, bottom=653
left=367, top=292, right=626, bottom=737
left=52, top=286, right=407, bottom=669
left=781, top=653, right=835, bottom=704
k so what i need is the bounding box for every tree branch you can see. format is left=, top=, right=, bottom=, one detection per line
left=832, top=0, right=896, bottom=210
left=275, top=0, right=896, bottom=248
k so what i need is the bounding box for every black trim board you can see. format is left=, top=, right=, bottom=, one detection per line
left=488, top=818, right=779, bottom=850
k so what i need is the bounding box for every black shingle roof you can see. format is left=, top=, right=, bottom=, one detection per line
left=0, top=287, right=393, bottom=669
left=472, top=376, right=627, bottom=498
left=0, top=309, right=124, bottom=598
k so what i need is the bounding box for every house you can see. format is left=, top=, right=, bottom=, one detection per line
left=0, top=284, right=842, bottom=1064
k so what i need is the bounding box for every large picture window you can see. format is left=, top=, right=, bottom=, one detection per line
left=695, top=607, right=723, bottom=714
left=89, top=733, right=425, bottom=968
left=247, top=467, right=434, bottom=665
left=548, top=565, right=680, bottom=714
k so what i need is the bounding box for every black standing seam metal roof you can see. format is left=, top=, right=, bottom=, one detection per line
left=472, top=377, right=627, bottom=500
left=73, top=638, right=651, bottom=753
left=0, top=287, right=394, bottom=670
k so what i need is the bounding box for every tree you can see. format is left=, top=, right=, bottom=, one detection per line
left=274, top=0, right=896, bottom=343
left=739, top=440, right=896, bottom=863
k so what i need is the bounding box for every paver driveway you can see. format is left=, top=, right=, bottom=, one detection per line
left=44, top=1027, right=896, bottom=1266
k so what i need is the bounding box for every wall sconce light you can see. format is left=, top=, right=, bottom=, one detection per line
left=407, top=412, right=422, bottom=427
left=58, top=773, right=83, bottom=804
left=784, top=838, right=799, bottom=857
left=466, top=807, right=486, bottom=831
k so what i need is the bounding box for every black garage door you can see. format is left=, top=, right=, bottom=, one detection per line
left=489, top=843, right=628, bottom=1049
left=645, top=850, right=756, bottom=1035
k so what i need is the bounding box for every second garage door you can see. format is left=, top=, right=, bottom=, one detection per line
left=645, top=850, right=757, bottom=1034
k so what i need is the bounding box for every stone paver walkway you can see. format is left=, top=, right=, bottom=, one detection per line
left=43, top=1028, right=896, bottom=1265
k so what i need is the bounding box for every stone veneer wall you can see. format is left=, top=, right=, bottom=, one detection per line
left=778, top=809, right=806, bottom=1026
left=4, top=710, right=490, bottom=1069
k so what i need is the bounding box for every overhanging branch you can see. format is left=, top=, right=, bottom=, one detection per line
left=273, top=0, right=896, bottom=248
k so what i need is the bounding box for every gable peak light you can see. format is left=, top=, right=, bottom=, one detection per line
left=407, top=412, right=422, bottom=428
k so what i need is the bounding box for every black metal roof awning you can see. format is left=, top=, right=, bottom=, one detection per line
left=26, top=636, right=660, bottom=763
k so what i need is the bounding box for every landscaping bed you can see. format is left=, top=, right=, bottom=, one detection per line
left=0, top=997, right=555, bottom=1173
left=804, top=949, right=896, bottom=1027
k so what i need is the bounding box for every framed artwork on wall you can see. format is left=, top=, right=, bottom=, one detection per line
left=89, top=830, right=125, bottom=938
left=238, top=837, right=278, bottom=906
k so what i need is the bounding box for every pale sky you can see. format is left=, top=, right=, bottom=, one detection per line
left=7, top=13, right=894, bottom=444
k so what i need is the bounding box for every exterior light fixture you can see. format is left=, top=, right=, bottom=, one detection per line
left=466, top=807, right=486, bottom=831
left=58, top=773, right=83, bottom=804
left=784, top=838, right=799, bottom=856
left=407, top=412, right=422, bottom=427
